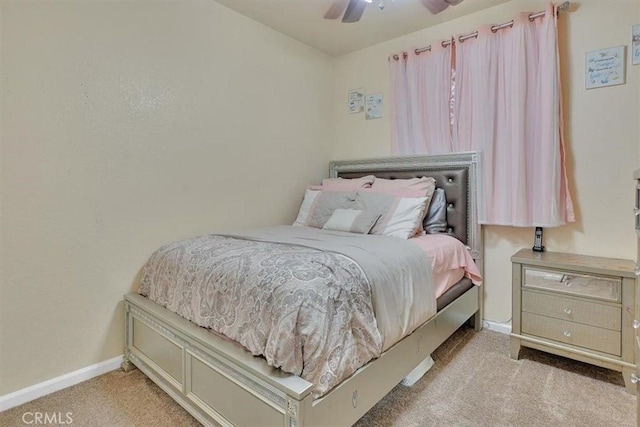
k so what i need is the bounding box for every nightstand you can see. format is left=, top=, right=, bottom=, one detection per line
left=510, top=248, right=637, bottom=393
left=634, top=168, right=640, bottom=424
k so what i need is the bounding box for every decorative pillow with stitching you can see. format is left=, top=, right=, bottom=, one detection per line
left=356, top=191, right=429, bottom=239
left=424, top=188, right=448, bottom=234
left=293, top=189, right=358, bottom=228
left=322, top=209, right=382, bottom=234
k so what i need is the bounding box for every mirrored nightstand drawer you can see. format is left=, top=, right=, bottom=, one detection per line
left=523, top=267, right=621, bottom=302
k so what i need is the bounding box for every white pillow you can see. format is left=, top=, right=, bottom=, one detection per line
left=293, top=189, right=320, bottom=227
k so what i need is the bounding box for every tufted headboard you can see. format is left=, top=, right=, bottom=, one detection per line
left=329, top=152, right=482, bottom=262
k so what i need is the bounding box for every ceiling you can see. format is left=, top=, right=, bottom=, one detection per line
left=214, top=0, right=509, bottom=56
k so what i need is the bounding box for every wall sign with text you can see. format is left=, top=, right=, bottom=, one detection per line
left=348, top=88, right=365, bottom=113
left=365, top=93, right=383, bottom=120
left=585, top=45, right=626, bottom=89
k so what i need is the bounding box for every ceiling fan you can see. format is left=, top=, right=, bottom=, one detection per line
left=324, top=0, right=464, bottom=23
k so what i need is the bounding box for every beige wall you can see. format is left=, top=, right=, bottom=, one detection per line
left=331, top=0, right=640, bottom=324
left=0, top=1, right=333, bottom=394
left=2, top=0, right=639, bottom=398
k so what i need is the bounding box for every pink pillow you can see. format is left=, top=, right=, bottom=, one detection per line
left=306, top=185, right=326, bottom=191
left=371, top=176, right=436, bottom=195
left=321, top=175, right=375, bottom=191
left=359, top=188, right=426, bottom=198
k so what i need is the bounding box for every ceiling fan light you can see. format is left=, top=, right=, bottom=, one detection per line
left=363, top=0, right=373, bottom=3
left=445, top=0, right=464, bottom=5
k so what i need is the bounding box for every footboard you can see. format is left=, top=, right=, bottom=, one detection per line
left=124, top=285, right=479, bottom=427
left=124, top=293, right=314, bottom=427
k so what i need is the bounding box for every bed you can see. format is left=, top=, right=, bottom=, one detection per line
left=121, top=152, right=483, bottom=427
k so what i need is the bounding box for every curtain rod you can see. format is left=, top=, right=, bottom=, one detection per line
left=392, top=1, right=571, bottom=61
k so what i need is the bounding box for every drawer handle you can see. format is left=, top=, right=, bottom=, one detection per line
left=563, top=330, right=571, bottom=337
left=635, top=265, right=640, bottom=277
left=631, top=373, right=639, bottom=384
left=635, top=208, right=640, bottom=217
left=563, top=308, right=572, bottom=315
left=633, top=320, right=640, bottom=329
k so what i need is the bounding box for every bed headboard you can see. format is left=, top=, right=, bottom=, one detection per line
left=329, top=152, right=482, bottom=262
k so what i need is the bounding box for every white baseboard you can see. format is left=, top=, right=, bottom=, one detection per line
left=483, top=320, right=512, bottom=335
left=0, top=355, right=123, bottom=412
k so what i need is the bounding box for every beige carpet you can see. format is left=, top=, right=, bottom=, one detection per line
left=1, top=328, right=635, bottom=427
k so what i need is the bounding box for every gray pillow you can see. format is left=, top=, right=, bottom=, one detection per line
left=322, top=209, right=382, bottom=234
left=424, top=188, right=448, bottom=233
left=306, top=191, right=358, bottom=228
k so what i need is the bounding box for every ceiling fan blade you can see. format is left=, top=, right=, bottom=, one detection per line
left=324, top=0, right=350, bottom=19
left=342, top=0, right=367, bottom=23
left=420, top=0, right=449, bottom=14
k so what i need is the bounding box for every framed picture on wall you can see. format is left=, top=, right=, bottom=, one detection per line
left=585, top=45, right=626, bottom=89
left=365, top=92, right=383, bottom=120
left=348, top=88, right=365, bottom=113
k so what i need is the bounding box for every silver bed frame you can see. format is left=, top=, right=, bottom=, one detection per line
left=122, top=152, right=483, bottom=427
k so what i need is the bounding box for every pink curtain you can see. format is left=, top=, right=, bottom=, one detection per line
left=454, top=3, right=573, bottom=226
left=390, top=43, right=453, bottom=155
left=390, top=2, right=574, bottom=227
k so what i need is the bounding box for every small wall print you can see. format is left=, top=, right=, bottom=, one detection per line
left=365, top=93, right=383, bottom=120
left=585, top=45, right=626, bottom=89
left=633, top=24, right=640, bottom=65
left=348, top=88, right=365, bottom=113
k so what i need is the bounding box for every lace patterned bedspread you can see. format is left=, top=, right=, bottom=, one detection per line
left=138, top=226, right=433, bottom=398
